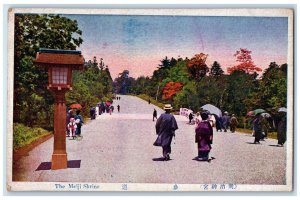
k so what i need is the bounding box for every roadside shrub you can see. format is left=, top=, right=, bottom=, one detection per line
left=13, top=123, right=50, bottom=149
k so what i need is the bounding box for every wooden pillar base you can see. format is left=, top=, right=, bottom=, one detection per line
left=51, top=153, right=68, bottom=170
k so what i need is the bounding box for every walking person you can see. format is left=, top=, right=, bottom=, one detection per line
left=90, top=107, right=96, bottom=120
left=277, top=112, right=287, bottom=146
left=221, top=111, right=230, bottom=132
left=253, top=114, right=263, bottom=144
left=67, top=118, right=77, bottom=140
left=261, top=116, right=271, bottom=139
left=195, top=112, right=202, bottom=126
left=155, top=104, right=178, bottom=161
left=229, top=114, right=238, bottom=133
left=75, top=110, right=84, bottom=138
left=195, top=112, right=213, bottom=161
left=215, top=115, right=222, bottom=132
left=66, top=109, right=74, bottom=137
left=117, top=105, right=120, bottom=113
left=189, top=112, right=194, bottom=124
left=153, top=109, right=157, bottom=121
left=148, top=99, right=151, bottom=104
left=111, top=105, right=114, bottom=113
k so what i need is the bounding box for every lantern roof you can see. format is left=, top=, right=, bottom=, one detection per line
left=34, top=48, right=84, bottom=69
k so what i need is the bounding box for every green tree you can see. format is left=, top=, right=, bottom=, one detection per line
left=14, top=14, right=83, bottom=127
left=250, top=62, right=287, bottom=114
left=209, top=61, right=224, bottom=77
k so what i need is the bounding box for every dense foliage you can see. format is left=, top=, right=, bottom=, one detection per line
left=14, top=14, right=113, bottom=129
left=66, top=57, right=113, bottom=116
left=14, top=14, right=83, bottom=128
left=114, top=50, right=287, bottom=126
left=13, top=123, right=49, bottom=149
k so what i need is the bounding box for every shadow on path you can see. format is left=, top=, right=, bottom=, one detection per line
left=36, top=160, right=81, bottom=171
left=269, top=144, right=283, bottom=147
left=245, top=142, right=261, bottom=145
left=152, top=157, right=173, bottom=161
left=192, top=157, right=216, bottom=163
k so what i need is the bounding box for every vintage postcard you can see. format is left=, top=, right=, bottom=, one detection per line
left=6, top=8, right=293, bottom=192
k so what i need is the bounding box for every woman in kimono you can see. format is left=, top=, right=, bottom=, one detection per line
left=195, top=112, right=213, bottom=161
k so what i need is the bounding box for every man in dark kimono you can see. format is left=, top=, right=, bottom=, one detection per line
left=221, top=112, right=230, bottom=132
left=277, top=112, right=287, bottom=146
left=155, top=104, right=178, bottom=161
left=253, top=114, right=263, bottom=144
left=153, top=109, right=157, bottom=121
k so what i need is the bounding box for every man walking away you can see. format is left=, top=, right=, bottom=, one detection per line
left=155, top=104, right=178, bottom=161
left=153, top=109, right=157, bottom=121
left=277, top=112, right=287, bottom=146
left=222, top=111, right=230, bottom=132
left=189, top=112, right=194, bottom=124
left=253, top=114, right=263, bottom=144
left=229, top=114, right=238, bottom=133
left=117, top=105, right=120, bottom=113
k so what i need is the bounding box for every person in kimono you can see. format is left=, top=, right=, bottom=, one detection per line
left=67, top=118, right=77, bottom=140
left=229, top=114, right=238, bottom=133
left=253, top=114, right=263, bottom=144
left=153, top=109, right=157, bottom=121
left=66, top=109, right=74, bottom=137
left=195, top=112, right=213, bottom=161
left=155, top=104, right=178, bottom=161
left=277, top=112, right=287, bottom=146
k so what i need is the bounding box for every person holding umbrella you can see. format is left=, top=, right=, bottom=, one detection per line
left=253, top=113, right=263, bottom=144
left=155, top=104, right=178, bottom=161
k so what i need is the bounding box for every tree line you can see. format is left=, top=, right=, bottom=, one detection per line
left=14, top=14, right=113, bottom=129
left=114, top=49, right=287, bottom=128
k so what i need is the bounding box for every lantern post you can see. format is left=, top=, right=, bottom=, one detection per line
left=34, top=48, right=84, bottom=170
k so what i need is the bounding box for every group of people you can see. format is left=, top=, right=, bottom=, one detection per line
left=155, top=104, right=287, bottom=161
left=251, top=112, right=286, bottom=146
left=66, top=109, right=84, bottom=140
left=155, top=104, right=213, bottom=161
left=189, top=111, right=239, bottom=133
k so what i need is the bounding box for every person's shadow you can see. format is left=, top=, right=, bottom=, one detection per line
left=192, top=157, right=216, bottom=163
left=152, top=157, right=173, bottom=161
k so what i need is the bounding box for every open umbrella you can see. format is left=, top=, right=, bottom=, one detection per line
left=278, top=107, right=287, bottom=112
left=253, top=109, right=265, bottom=115
left=70, top=103, right=82, bottom=109
left=201, top=104, right=222, bottom=117
left=261, top=112, right=271, bottom=118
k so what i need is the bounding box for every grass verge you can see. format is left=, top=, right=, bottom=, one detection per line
left=236, top=128, right=277, bottom=139
left=133, top=94, right=165, bottom=110
left=13, top=123, right=52, bottom=150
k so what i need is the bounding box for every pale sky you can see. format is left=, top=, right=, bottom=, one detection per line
left=64, top=14, right=288, bottom=79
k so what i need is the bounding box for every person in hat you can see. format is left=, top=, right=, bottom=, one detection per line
left=155, top=104, right=178, bottom=161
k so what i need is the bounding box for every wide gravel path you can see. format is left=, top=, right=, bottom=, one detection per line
left=13, top=95, right=286, bottom=185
